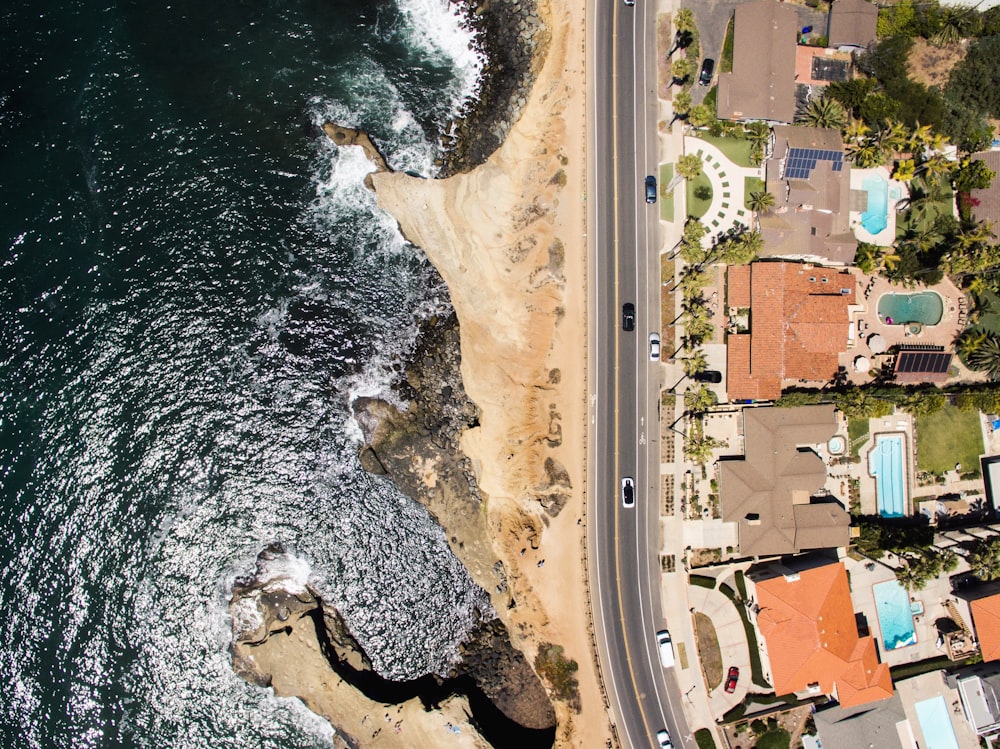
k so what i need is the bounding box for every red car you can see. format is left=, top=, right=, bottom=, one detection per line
left=725, top=666, right=740, bottom=693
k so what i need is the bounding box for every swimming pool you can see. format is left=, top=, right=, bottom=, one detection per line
left=873, top=579, right=917, bottom=650
left=914, top=695, right=960, bottom=749
left=869, top=434, right=905, bottom=517
left=877, top=291, right=944, bottom=325
left=861, top=174, right=889, bottom=234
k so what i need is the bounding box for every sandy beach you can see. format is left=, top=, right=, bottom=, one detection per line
left=373, top=0, right=604, bottom=743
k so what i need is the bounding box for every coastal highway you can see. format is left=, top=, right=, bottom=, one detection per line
left=586, top=0, right=693, bottom=748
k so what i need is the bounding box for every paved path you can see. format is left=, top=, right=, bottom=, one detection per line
left=683, top=135, right=761, bottom=245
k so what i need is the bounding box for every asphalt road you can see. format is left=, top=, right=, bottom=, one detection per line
left=586, top=0, right=694, bottom=747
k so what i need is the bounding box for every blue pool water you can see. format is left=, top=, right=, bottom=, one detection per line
left=915, top=696, right=960, bottom=749
left=873, top=580, right=917, bottom=650
left=861, top=174, right=889, bottom=234
left=877, top=292, right=944, bottom=325
left=870, top=434, right=905, bottom=517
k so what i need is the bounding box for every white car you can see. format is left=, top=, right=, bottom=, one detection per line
left=649, top=332, right=660, bottom=361
left=656, top=729, right=673, bottom=749
left=621, top=477, right=635, bottom=508
left=656, top=629, right=675, bottom=668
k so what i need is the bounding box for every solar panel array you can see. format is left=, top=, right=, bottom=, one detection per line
left=894, top=350, right=952, bottom=375
left=784, top=147, right=844, bottom=180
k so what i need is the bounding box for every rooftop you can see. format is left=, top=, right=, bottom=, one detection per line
left=716, top=0, right=798, bottom=123
left=971, top=593, right=1000, bottom=662
left=726, top=262, right=856, bottom=401
left=970, top=150, right=1000, bottom=229
left=753, top=560, right=894, bottom=707
left=828, top=0, right=878, bottom=49
left=719, top=405, right=851, bottom=556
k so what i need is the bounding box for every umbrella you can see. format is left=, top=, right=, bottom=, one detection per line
left=868, top=333, right=886, bottom=354
left=854, top=356, right=871, bottom=373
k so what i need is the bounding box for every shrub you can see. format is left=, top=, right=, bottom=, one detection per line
left=533, top=643, right=580, bottom=708
left=695, top=728, right=717, bottom=749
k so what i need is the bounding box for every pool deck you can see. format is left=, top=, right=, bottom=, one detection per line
left=841, top=273, right=966, bottom=385
left=849, top=166, right=909, bottom=247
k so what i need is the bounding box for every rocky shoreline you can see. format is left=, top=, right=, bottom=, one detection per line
left=437, top=0, right=549, bottom=176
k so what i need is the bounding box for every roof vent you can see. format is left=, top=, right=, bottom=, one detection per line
left=745, top=513, right=761, bottom=526
left=784, top=572, right=801, bottom=583
left=807, top=682, right=822, bottom=694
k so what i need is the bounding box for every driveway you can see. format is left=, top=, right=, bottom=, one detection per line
left=687, top=580, right=752, bottom=717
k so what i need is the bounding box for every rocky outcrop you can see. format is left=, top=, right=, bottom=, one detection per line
left=439, top=0, right=550, bottom=176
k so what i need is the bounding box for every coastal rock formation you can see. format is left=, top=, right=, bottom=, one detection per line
left=437, top=0, right=549, bottom=176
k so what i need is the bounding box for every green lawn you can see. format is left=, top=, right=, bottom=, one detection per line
left=744, top=176, right=765, bottom=209
left=915, top=405, right=983, bottom=476
left=975, top=289, right=1000, bottom=336
left=686, top=168, right=713, bottom=220
left=848, top=417, right=870, bottom=458
left=659, top=162, right=675, bottom=223
left=690, top=132, right=754, bottom=168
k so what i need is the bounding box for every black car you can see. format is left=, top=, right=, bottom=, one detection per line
left=694, top=369, right=722, bottom=383
left=621, top=477, right=635, bottom=508
left=645, top=175, right=657, bottom=204
left=698, top=58, right=715, bottom=86
left=622, top=303, right=635, bottom=331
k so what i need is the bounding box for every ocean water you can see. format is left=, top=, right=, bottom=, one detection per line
left=0, top=0, right=492, bottom=746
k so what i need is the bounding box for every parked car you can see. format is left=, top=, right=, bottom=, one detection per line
left=725, top=666, right=740, bottom=693
left=656, top=729, right=673, bottom=749
left=621, top=477, right=635, bottom=508
left=649, top=332, right=660, bottom=361
left=624, top=0, right=635, bottom=5
left=693, top=369, right=722, bottom=383
left=656, top=630, right=675, bottom=668
left=622, top=302, right=635, bottom=331
left=645, top=175, right=657, bottom=204
left=699, top=58, right=715, bottom=86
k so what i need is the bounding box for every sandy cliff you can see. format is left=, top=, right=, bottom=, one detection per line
left=372, top=0, right=605, bottom=742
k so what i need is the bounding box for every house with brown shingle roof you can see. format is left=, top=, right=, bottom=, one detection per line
left=719, top=405, right=851, bottom=557
left=759, top=126, right=857, bottom=266
left=970, top=151, right=1000, bottom=230
left=727, top=262, right=856, bottom=402
left=716, top=0, right=798, bottom=123
left=970, top=594, right=1000, bottom=662
left=749, top=559, right=894, bottom=707
left=828, top=0, right=878, bottom=50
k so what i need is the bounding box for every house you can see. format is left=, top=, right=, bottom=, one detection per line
left=749, top=559, right=894, bottom=707
left=827, top=0, right=878, bottom=50
left=970, top=593, right=1000, bottom=662
left=969, top=151, right=1000, bottom=229
left=759, top=126, right=857, bottom=265
left=719, top=405, right=851, bottom=557
left=726, top=262, right=856, bottom=401
left=716, top=0, right=798, bottom=123
left=813, top=694, right=906, bottom=749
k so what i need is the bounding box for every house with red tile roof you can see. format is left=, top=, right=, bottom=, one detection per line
left=970, top=594, right=1000, bottom=662
left=750, top=560, right=894, bottom=708
left=727, top=262, right=856, bottom=401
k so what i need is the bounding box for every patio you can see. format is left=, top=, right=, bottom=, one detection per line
left=841, top=273, right=965, bottom=384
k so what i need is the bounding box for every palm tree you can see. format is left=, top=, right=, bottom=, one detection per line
left=956, top=328, right=989, bottom=360
left=800, top=97, right=848, bottom=130
left=881, top=120, right=911, bottom=155
left=844, top=119, right=871, bottom=144
left=684, top=385, right=718, bottom=416
left=747, top=190, right=776, bottom=213
left=892, top=159, right=916, bottom=183
left=846, top=138, right=884, bottom=168
left=671, top=58, right=693, bottom=86
left=674, top=8, right=695, bottom=33
left=682, top=350, right=708, bottom=377
left=967, top=332, right=1000, bottom=380
left=677, top=153, right=703, bottom=180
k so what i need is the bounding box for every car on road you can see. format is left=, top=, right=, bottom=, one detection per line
left=693, top=369, right=722, bottom=383
left=622, top=302, right=635, bottom=331
left=725, top=666, right=740, bottom=693
left=621, top=477, right=635, bottom=508
left=699, top=58, right=715, bottom=86
left=656, top=630, right=675, bottom=668
left=656, top=729, right=673, bottom=749
left=649, top=332, right=660, bottom=361
left=624, top=0, right=635, bottom=5
left=645, top=175, right=657, bottom=204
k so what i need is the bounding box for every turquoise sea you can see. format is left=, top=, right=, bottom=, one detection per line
left=0, top=0, right=491, bottom=745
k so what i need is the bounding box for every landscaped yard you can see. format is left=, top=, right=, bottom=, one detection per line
left=659, top=162, right=675, bottom=222
left=743, top=176, right=764, bottom=210
left=915, top=405, right=983, bottom=476
left=895, top=176, right=955, bottom=238
left=848, top=417, right=870, bottom=458
left=690, top=132, right=754, bottom=168
left=694, top=612, right=723, bottom=690
left=687, top=167, right=713, bottom=219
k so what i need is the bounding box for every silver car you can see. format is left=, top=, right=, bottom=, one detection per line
left=649, top=332, right=660, bottom=361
